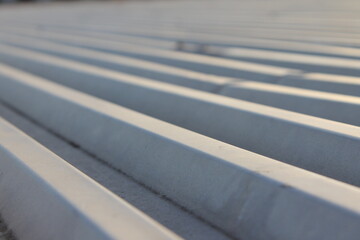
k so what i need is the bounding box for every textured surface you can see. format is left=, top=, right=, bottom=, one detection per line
left=0, top=0, right=360, bottom=239
left=0, top=116, right=182, bottom=240
left=0, top=102, right=229, bottom=240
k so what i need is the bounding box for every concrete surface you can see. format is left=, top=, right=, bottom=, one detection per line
left=0, top=102, right=230, bottom=240
left=0, top=117, right=181, bottom=240
left=220, top=81, right=360, bottom=125
left=0, top=217, right=13, bottom=240
left=278, top=73, right=360, bottom=96
left=0, top=32, right=233, bottom=92
left=0, top=25, right=294, bottom=82
left=1, top=0, right=360, bottom=239
left=0, top=51, right=360, bottom=186
left=0, top=64, right=360, bottom=240
left=1, top=39, right=359, bottom=127
left=3, top=29, right=360, bottom=97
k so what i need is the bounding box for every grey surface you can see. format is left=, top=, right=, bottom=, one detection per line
left=207, top=47, right=360, bottom=77
left=0, top=217, right=13, bottom=240
left=278, top=73, right=360, bottom=97
left=0, top=33, right=233, bottom=93
left=1, top=39, right=360, bottom=127
left=0, top=26, right=293, bottom=82
left=1, top=64, right=360, bottom=240
left=0, top=102, right=230, bottom=240
left=3, top=29, right=360, bottom=98
left=0, top=50, right=360, bottom=186
left=0, top=117, right=181, bottom=240
left=1, top=0, right=360, bottom=239
left=220, top=81, right=360, bottom=125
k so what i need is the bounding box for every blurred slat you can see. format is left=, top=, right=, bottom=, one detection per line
left=1, top=1, right=360, bottom=240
